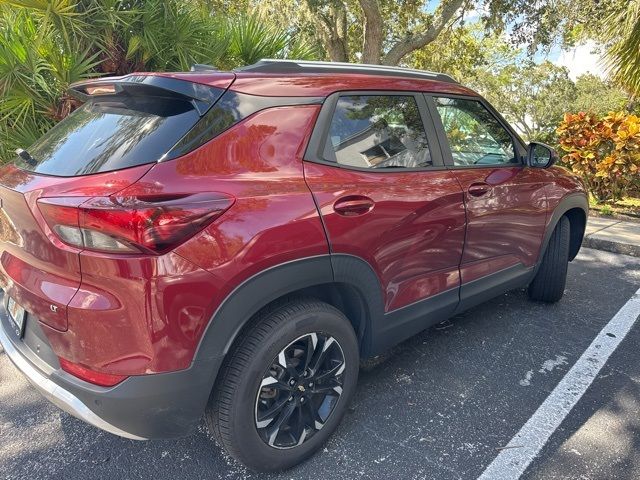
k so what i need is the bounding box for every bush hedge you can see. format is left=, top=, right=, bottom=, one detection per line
left=557, top=111, right=640, bottom=201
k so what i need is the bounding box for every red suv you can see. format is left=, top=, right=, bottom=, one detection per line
left=0, top=60, right=587, bottom=471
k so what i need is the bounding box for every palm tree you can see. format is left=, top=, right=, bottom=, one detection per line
left=225, top=14, right=318, bottom=68
left=604, top=1, right=640, bottom=96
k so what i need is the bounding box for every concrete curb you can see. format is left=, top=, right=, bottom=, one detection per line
left=582, top=236, right=640, bottom=257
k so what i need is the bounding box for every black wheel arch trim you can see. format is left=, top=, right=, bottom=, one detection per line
left=193, top=255, right=335, bottom=364
left=536, top=192, right=588, bottom=272
left=192, top=254, right=390, bottom=364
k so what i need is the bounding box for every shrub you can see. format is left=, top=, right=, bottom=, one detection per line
left=557, top=111, right=640, bottom=201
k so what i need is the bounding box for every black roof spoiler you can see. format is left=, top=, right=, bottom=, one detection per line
left=68, top=75, right=227, bottom=116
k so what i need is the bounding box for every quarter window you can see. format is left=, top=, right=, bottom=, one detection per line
left=324, top=95, right=432, bottom=169
left=433, top=97, right=517, bottom=167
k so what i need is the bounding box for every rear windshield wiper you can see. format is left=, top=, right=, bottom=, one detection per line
left=15, top=148, right=37, bottom=166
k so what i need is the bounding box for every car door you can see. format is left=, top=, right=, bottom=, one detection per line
left=425, top=94, right=549, bottom=307
left=303, top=91, right=466, bottom=319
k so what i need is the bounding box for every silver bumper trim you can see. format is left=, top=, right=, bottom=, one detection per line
left=0, top=321, right=146, bottom=440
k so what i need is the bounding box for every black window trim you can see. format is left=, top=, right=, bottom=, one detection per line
left=423, top=93, right=528, bottom=170
left=164, top=90, right=324, bottom=161
left=303, top=90, right=447, bottom=173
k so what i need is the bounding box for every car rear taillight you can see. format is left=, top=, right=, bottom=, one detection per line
left=37, top=193, right=234, bottom=255
left=59, top=357, right=128, bottom=387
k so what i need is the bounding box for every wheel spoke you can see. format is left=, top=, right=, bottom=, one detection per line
left=310, top=383, right=342, bottom=395
left=256, top=396, right=291, bottom=427
left=291, top=403, right=306, bottom=444
left=303, top=399, right=325, bottom=430
left=302, top=333, right=318, bottom=372
left=260, top=375, right=293, bottom=392
left=314, top=360, right=345, bottom=382
left=278, top=347, right=300, bottom=378
left=310, top=374, right=343, bottom=394
left=296, top=427, right=308, bottom=446
left=266, top=402, right=297, bottom=446
left=308, top=336, right=335, bottom=375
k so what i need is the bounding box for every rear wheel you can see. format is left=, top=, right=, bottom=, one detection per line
left=528, top=216, right=570, bottom=302
left=206, top=299, right=359, bottom=472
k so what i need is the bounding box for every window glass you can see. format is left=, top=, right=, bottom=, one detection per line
left=324, top=95, right=432, bottom=169
left=15, top=95, right=201, bottom=177
left=434, top=97, right=517, bottom=166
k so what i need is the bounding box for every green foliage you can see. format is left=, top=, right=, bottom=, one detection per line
left=224, top=13, right=317, bottom=68
left=603, top=0, right=640, bottom=96
left=0, top=7, right=99, bottom=160
left=411, top=25, right=489, bottom=82
left=599, top=203, right=614, bottom=216
left=483, top=0, right=624, bottom=51
left=571, top=74, right=630, bottom=116
left=469, top=57, right=577, bottom=143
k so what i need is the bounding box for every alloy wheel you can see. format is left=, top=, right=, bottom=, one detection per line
left=254, top=332, right=346, bottom=449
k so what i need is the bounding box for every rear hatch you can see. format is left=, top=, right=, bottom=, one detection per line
left=0, top=73, right=233, bottom=331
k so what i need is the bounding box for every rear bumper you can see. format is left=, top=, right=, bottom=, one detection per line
left=0, top=297, right=223, bottom=440
left=0, top=318, right=145, bottom=439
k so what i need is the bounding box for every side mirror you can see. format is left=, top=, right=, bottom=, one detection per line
left=527, top=142, right=558, bottom=168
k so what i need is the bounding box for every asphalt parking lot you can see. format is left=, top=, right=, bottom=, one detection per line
left=1, top=247, right=640, bottom=480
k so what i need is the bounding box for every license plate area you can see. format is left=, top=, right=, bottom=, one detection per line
left=7, top=296, right=26, bottom=338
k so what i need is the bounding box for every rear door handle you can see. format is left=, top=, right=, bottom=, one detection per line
left=333, top=195, right=374, bottom=216
left=468, top=182, right=491, bottom=198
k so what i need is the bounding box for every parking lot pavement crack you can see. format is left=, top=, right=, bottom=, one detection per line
left=585, top=220, right=622, bottom=237
left=460, top=333, right=519, bottom=406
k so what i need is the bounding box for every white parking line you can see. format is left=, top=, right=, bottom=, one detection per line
left=478, top=287, right=640, bottom=480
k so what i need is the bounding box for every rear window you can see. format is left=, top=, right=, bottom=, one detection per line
left=15, top=95, right=201, bottom=176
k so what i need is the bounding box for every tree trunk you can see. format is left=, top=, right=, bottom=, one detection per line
left=307, top=1, right=349, bottom=62
left=321, top=32, right=349, bottom=62
left=358, top=0, right=384, bottom=64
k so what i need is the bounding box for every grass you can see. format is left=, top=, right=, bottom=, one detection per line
left=590, top=195, right=640, bottom=218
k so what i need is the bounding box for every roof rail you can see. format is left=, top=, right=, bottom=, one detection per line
left=190, top=64, right=219, bottom=72
left=235, top=59, right=457, bottom=83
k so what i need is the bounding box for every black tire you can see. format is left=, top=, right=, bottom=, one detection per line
left=206, top=298, right=359, bottom=472
left=528, top=215, right=570, bottom=302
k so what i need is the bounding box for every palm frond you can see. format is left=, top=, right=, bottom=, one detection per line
left=5, top=0, right=86, bottom=50
left=280, top=37, right=320, bottom=61
left=603, top=0, right=640, bottom=96
left=228, top=14, right=290, bottom=66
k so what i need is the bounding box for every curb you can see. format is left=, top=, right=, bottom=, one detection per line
left=582, top=236, right=640, bottom=257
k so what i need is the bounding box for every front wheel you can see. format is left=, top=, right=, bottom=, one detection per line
left=528, top=216, right=570, bottom=302
left=206, top=299, right=359, bottom=472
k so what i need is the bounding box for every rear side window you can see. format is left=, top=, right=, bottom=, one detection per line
left=15, top=95, right=201, bottom=177
left=433, top=97, right=517, bottom=167
left=323, top=95, right=432, bottom=169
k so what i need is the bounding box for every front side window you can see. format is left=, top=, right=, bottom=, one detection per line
left=434, top=97, right=517, bottom=167
left=323, top=95, right=432, bottom=169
